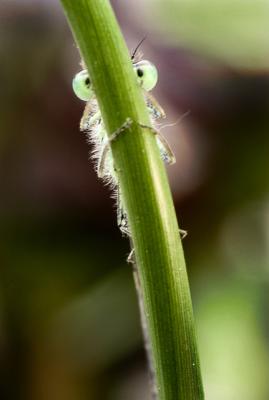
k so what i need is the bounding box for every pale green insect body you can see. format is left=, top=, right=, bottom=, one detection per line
left=72, top=60, right=165, bottom=181
left=72, top=59, right=174, bottom=233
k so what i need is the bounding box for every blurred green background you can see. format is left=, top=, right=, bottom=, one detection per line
left=1, top=0, right=269, bottom=399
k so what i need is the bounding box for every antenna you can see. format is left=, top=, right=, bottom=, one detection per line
left=131, top=36, right=147, bottom=60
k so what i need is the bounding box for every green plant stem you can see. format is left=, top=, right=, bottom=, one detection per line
left=60, top=1, right=204, bottom=398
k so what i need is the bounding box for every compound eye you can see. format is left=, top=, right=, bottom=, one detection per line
left=133, top=60, right=158, bottom=91
left=72, top=70, right=94, bottom=101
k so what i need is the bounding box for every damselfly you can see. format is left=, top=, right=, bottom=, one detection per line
left=72, top=47, right=175, bottom=236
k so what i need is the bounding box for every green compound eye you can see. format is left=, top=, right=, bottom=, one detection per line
left=133, top=60, right=158, bottom=91
left=72, top=69, right=94, bottom=101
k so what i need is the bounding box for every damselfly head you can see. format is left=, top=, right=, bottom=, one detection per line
left=72, top=69, right=94, bottom=101
left=133, top=60, right=158, bottom=91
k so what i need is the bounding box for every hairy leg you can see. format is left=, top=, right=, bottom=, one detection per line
left=80, top=103, right=101, bottom=131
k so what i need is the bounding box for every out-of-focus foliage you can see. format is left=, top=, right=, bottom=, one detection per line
left=1, top=0, right=269, bottom=399
left=130, top=0, right=269, bottom=69
left=197, top=281, right=269, bottom=400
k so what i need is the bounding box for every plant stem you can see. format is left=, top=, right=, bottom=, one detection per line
left=59, top=0, right=204, bottom=398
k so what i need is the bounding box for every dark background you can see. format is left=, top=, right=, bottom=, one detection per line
left=1, top=1, right=269, bottom=399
